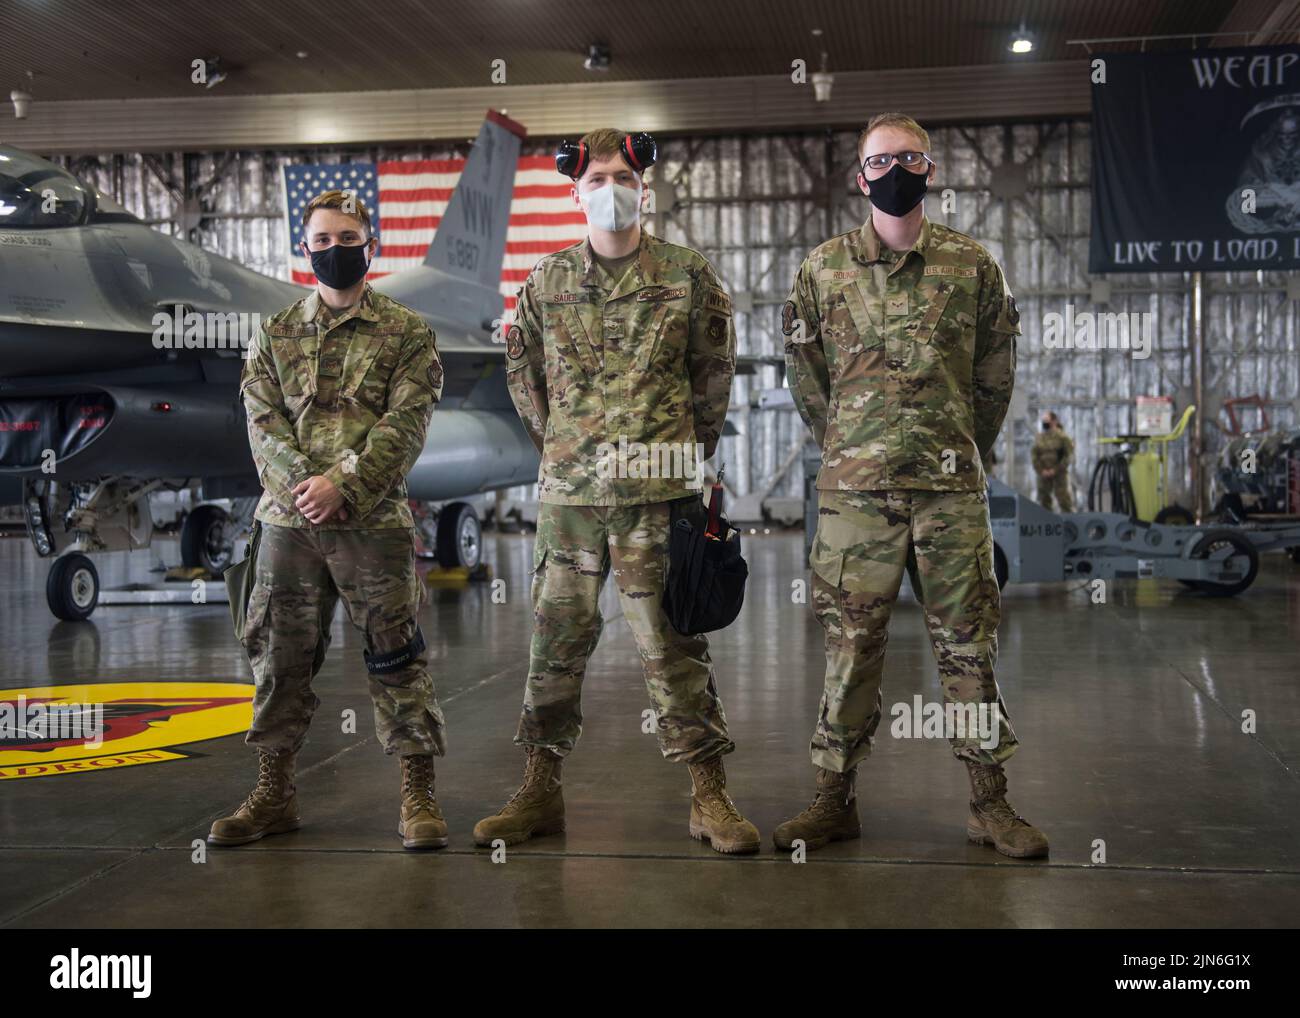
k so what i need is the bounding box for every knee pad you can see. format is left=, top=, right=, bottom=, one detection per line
left=364, top=626, right=426, bottom=676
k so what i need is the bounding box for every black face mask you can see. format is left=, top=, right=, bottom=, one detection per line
left=864, top=162, right=929, bottom=217
left=308, top=241, right=371, bottom=289
left=1042, top=421, right=1053, bottom=431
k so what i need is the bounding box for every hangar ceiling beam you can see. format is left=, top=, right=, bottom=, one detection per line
left=3, top=61, right=1090, bottom=153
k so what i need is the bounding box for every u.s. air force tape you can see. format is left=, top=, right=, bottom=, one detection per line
left=363, top=627, right=427, bottom=675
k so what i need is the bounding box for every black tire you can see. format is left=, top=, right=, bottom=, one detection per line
left=181, top=504, right=233, bottom=573
left=435, top=502, right=481, bottom=569
left=993, top=542, right=1009, bottom=590
left=1154, top=504, right=1194, bottom=526
left=1187, top=529, right=1259, bottom=596
left=46, top=553, right=99, bottom=621
left=1289, top=546, right=1300, bottom=565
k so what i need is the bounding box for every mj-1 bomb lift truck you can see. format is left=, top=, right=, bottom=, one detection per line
left=988, top=477, right=1300, bottom=596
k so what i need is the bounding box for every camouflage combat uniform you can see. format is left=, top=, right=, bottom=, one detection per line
left=240, top=283, right=446, bottom=757
left=1032, top=428, right=1075, bottom=511
left=784, top=214, right=1021, bottom=770
left=505, top=230, right=737, bottom=763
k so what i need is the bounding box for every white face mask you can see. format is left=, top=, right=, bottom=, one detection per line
left=579, top=181, right=642, bottom=232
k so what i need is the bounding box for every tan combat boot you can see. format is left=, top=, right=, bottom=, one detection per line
left=398, top=754, right=448, bottom=850
left=687, top=755, right=760, bottom=855
left=773, top=767, right=861, bottom=851
left=472, top=746, right=565, bottom=847
left=208, top=748, right=301, bottom=846
left=966, top=761, right=1049, bottom=858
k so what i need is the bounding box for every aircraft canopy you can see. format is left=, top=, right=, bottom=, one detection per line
left=0, top=147, right=91, bottom=227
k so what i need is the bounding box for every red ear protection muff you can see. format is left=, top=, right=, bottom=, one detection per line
left=622, top=132, right=658, bottom=172
left=556, top=139, right=588, bottom=179
left=556, top=133, right=658, bottom=178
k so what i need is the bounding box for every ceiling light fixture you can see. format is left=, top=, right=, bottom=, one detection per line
left=204, top=56, right=228, bottom=89
left=810, top=29, right=833, bottom=102
left=10, top=70, right=33, bottom=119
left=1009, top=22, right=1036, bottom=55
left=584, top=43, right=611, bottom=72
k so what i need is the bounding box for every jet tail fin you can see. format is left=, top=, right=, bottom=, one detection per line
left=424, top=110, right=526, bottom=290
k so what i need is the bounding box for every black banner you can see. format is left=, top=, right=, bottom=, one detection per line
left=1090, top=45, right=1300, bottom=273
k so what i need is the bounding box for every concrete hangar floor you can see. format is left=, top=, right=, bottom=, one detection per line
left=1, top=528, right=1297, bottom=930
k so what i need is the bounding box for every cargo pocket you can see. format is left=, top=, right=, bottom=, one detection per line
left=240, top=580, right=272, bottom=652
left=639, top=299, right=690, bottom=372
left=543, top=346, right=569, bottom=406
left=904, top=282, right=948, bottom=346
left=559, top=306, right=600, bottom=377
left=266, top=326, right=318, bottom=418
left=834, top=280, right=885, bottom=355
left=529, top=532, right=549, bottom=612
left=638, top=301, right=669, bottom=370
left=409, top=528, right=429, bottom=610
left=920, top=280, right=977, bottom=378
left=281, top=385, right=316, bottom=421
left=808, top=541, right=845, bottom=645
left=973, top=532, right=1001, bottom=639
left=349, top=327, right=404, bottom=415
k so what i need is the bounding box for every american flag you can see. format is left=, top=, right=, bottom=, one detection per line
left=284, top=154, right=586, bottom=316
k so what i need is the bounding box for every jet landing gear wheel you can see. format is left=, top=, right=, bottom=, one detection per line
left=993, top=543, right=1009, bottom=590
left=436, top=502, right=482, bottom=569
left=47, top=553, right=100, bottom=621
left=181, top=504, right=233, bottom=574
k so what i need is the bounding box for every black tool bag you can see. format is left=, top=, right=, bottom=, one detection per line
left=662, top=495, right=748, bottom=635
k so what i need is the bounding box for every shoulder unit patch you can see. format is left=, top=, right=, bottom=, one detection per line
left=506, top=324, right=525, bottom=359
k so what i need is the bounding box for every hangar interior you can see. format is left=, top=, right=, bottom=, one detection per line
left=1, top=0, right=1298, bottom=930
left=47, top=119, right=1300, bottom=512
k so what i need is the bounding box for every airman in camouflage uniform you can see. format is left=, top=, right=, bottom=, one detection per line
left=776, top=113, right=1047, bottom=858
left=474, top=128, right=759, bottom=854
left=210, top=191, right=447, bottom=851
left=1033, top=412, right=1075, bottom=511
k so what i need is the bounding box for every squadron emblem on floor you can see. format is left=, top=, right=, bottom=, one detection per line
left=0, top=682, right=253, bottom=779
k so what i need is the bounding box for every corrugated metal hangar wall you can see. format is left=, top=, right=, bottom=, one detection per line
left=60, top=120, right=1300, bottom=515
